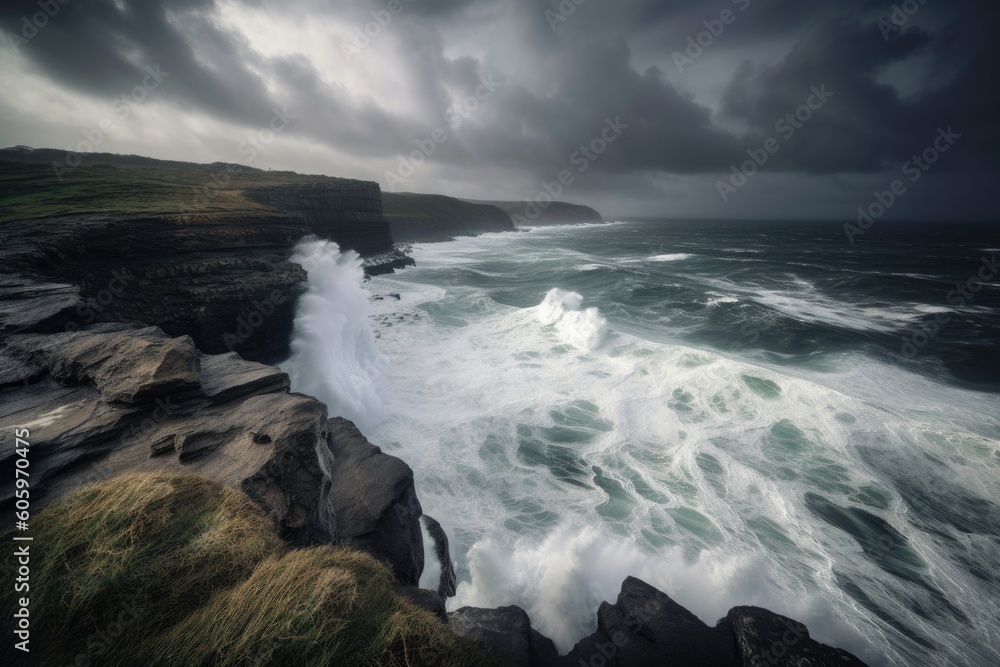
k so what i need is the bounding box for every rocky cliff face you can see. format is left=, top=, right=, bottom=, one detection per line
left=0, top=180, right=410, bottom=364
left=382, top=192, right=517, bottom=242
left=245, top=182, right=393, bottom=255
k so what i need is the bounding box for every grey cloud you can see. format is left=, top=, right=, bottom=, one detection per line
left=0, top=0, right=997, bottom=218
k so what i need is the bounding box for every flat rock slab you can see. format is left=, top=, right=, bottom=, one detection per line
left=198, top=351, right=290, bottom=402
left=7, top=329, right=201, bottom=403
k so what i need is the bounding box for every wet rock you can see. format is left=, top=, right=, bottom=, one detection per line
left=448, top=606, right=560, bottom=667
left=726, top=606, right=867, bottom=667
left=564, top=577, right=869, bottom=667
left=565, top=576, right=737, bottom=667
left=422, top=514, right=457, bottom=598
left=320, top=417, right=424, bottom=586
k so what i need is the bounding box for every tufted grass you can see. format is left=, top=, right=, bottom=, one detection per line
left=1, top=473, right=500, bottom=667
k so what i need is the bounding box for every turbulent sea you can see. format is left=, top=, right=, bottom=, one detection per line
left=285, top=220, right=1000, bottom=666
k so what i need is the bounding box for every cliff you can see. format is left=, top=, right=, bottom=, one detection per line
left=0, top=151, right=412, bottom=363
left=470, top=199, right=605, bottom=226
left=382, top=192, right=516, bottom=242
left=245, top=181, right=392, bottom=255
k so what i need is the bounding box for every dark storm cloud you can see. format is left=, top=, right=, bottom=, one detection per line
left=719, top=4, right=1000, bottom=174
left=1, top=0, right=997, bottom=195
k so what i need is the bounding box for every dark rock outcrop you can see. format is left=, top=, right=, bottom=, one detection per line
left=450, top=577, right=868, bottom=667
left=0, top=325, right=426, bottom=578
left=448, top=606, right=561, bottom=667
left=564, top=576, right=738, bottom=666
left=561, top=577, right=867, bottom=667
left=422, top=514, right=458, bottom=598
left=725, top=606, right=867, bottom=667
left=6, top=329, right=202, bottom=403
left=382, top=192, right=516, bottom=242
left=319, top=417, right=425, bottom=586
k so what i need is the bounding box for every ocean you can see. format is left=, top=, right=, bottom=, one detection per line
left=284, top=220, right=1000, bottom=666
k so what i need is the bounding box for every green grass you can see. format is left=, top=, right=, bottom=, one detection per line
left=0, top=160, right=351, bottom=223
left=2, top=474, right=501, bottom=666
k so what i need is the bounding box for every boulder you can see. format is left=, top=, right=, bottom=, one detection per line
left=448, top=606, right=560, bottom=667
left=0, top=325, right=330, bottom=547
left=320, top=417, right=424, bottom=586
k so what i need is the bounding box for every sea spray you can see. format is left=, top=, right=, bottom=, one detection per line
left=537, top=288, right=608, bottom=351
left=451, top=527, right=845, bottom=653
left=282, top=238, right=386, bottom=431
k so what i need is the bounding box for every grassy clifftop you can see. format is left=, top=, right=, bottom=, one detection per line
left=0, top=147, right=358, bottom=223
left=1, top=474, right=498, bottom=666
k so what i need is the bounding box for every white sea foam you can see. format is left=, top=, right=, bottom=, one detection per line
left=650, top=253, right=693, bottom=262
left=705, top=293, right=739, bottom=307
left=537, top=288, right=608, bottom=351
left=281, top=238, right=386, bottom=431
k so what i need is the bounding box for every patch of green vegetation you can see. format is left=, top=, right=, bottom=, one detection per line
left=1, top=473, right=500, bottom=666
left=0, top=154, right=349, bottom=222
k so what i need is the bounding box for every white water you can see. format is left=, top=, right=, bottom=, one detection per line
left=285, top=235, right=1000, bottom=666
left=281, top=239, right=386, bottom=431
left=537, top=288, right=609, bottom=351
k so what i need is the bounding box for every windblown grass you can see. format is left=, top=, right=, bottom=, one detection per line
left=1, top=473, right=500, bottom=666
left=0, top=158, right=349, bottom=223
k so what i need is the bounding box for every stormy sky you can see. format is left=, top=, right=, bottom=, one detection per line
left=1, top=0, right=997, bottom=220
